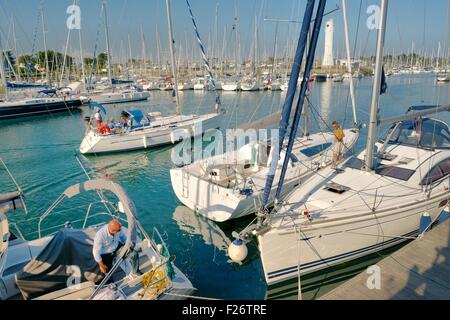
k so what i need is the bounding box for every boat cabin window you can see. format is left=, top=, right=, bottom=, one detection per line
left=421, top=158, right=450, bottom=185
left=384, top=118, right=450, bottom=150
left=300, top=142, right=332, bottom=157
left=344, top=157, right=416, bottom=181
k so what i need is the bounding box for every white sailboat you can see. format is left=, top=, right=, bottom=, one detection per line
left=80, top=0, right=223, bottom=155
left=0, top=178, right=194, bottom=300
left=241, top=18, right=262, bottom=92
left=171, top=0, right=360, bottom=223
left=90, top=1, right=150, bottom=105
left=233, top=0, right=450, bottom=286
left=170, top=130, right=359, bottom=222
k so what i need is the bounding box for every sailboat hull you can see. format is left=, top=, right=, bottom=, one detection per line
left=258, top=193, right=447, bottom=285
left=91, top=91, right=150, bottom=104
left=170, top=129, right=359, bottom=222
left=0, top=99, right=83, bottom=119
left=80, top=112, right=223, bottom=154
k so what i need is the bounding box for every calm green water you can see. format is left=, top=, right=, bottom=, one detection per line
left=0, top=74, right=449, bottom=299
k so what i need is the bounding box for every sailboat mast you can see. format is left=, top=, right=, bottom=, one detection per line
left=0, top=31, right=9, bottom=100
left=40, top=0, right=50, bottom=86
left=165, top=0, right=181, bottom=114
left=271, top=21, right=279, bottom=79
left=12, top=16, right=21, bottom=82
left=254, top=16, right=258, bottom=76
left=234, top=5, right=238, bottom=77
left=364, top=0, right=389, bottom=171
left=342, top=0, right=357, bottom=124
left=102, top=0, right=113, bottom=90
left=79, top=27, right=86, bottom=89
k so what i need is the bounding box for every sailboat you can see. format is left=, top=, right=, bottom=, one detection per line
left=0, top=178, right=194, bottom=300
left=79, top=0, right=223, bottom=155
left=170, top=0, right=360, bottom=222
left=241, top=18, right=262, bottom=92
left=229, top=0, right=450, bottom=287
left=89, top=1, right=150, bottom=105
left=222, top=8, right=241, bottom=92
left=0, top=8, right=83, bottom=120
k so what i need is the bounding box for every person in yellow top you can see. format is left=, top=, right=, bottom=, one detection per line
left=332, top=121, right=345, bottom=169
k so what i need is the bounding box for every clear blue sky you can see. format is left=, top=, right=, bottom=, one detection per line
left=0, top=0, right=449, bottom=63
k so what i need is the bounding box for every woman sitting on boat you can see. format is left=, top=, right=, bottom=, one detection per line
left=120, top=112, right=131, bottom=131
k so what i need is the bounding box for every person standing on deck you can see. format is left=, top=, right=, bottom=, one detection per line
left=94, top=108, right=103, bottom=129
left=331, top=121, right=345, bottom=169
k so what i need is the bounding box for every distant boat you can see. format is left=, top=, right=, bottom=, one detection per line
left=332, top=74, right=343, bottom=82
left=436, top=73, right=450, bottom=82
left=313, top=73, right=327, bottom=82
left=91, top=89, right=150, bottom=104
left=0, top=90, right=83, bottom=120
left=240, top=77, right=262, bottom=91
left=222, top=80, right=241, bottom=91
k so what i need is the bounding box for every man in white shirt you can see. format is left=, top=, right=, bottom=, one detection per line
left=94, top=108, right=103, bottom=129
left=93, top=219, right=140, bottom=281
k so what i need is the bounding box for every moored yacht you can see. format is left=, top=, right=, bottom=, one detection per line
left=0, top=179, right=194, bottom=300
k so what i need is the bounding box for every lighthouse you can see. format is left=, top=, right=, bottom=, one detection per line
left=322, top=19, right=334, bottom=67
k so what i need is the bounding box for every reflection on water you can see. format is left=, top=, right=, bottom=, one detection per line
left=173, top=206, right=231, bottom=252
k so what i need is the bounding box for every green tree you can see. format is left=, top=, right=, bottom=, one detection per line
left=97, top=52, right=108, bottom=69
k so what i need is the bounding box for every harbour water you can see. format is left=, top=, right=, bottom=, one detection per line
left=0, top=73, right=449, bottom=299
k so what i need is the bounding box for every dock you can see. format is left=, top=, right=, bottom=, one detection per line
left=320, top=219, right=450, bottom=300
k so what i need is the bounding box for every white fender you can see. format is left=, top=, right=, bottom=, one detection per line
left=143, top=136, right=148, bottom=149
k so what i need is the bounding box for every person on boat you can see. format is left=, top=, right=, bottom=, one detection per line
left=215, top=92, right=221, bottom=114
left=120, top=112, right=131, bottom=131
left=108, top=117, right=120, bottom=134
left=331, top=121, right=345, bottom=169
left=93, top=219, right=141, bottom=282
left=94, top=108, right=103, bottom=129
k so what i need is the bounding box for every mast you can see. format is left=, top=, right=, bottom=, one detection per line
left=233, top=5, right=239, bottom=77
left=140, top=25, right=146, bottom=79
left=79, top=23, right=86, bottom=89
left=102, top=0, right=113, bottom=90
left=0, top=30, right=9, bottom=100
left=12, top=16, right=20, bottom=82
left=254, top=16, right=258, bottom=76
left=272, top=21, right=279, bottom=79
left=165, top=0, right=181, bottom=114
left=60, top=22, right=72, bottom=87
left=128, top=34, right=133, bottom=78
left=364, top=0, right=388, bottom=171
left=342, top=0, right=357, bottom=124
left=40, top=0, right=50, bottom=86
left=260, top=0, right=317, bottom=211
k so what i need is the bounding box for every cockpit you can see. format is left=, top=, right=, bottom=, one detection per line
left=383, top=118, right=450, bottom=150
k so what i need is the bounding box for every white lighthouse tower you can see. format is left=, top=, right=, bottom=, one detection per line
left=322, top=19, right=334, bottom=67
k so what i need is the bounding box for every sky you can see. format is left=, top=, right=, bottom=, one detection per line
left=0, top=0, right=449, bottom=63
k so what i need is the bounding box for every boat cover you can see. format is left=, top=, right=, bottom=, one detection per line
left=15, top=228, right=103, bottom=300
